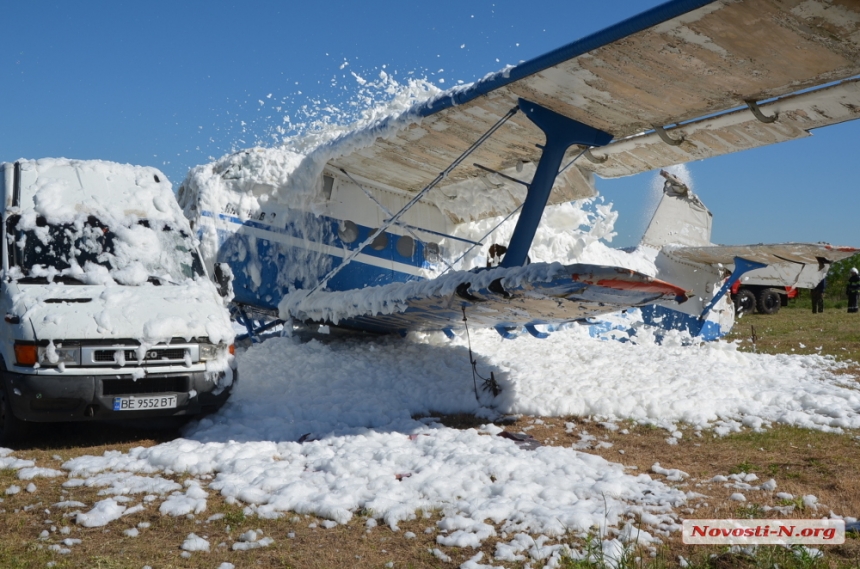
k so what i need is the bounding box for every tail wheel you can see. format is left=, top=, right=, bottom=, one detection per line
left=733, top=289, right=756, bottom=315
left=757, top=288, right=782, bottom=315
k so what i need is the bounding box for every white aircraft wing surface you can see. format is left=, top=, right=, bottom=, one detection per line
left=666, top=243, right=859, bottom=267
left=327, top=0, right=860, bottom=223
left=665, top=243, right=859, bottom=288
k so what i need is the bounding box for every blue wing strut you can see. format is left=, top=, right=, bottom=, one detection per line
left=699, top=256, right=768, bottom=319
left=501, top=99, right=613, bottom=268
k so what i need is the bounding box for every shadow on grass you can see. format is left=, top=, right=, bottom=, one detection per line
left=7, top=416, right=187, bottom=452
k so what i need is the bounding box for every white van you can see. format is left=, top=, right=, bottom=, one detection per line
left=0, top=158, right=236, bottom=443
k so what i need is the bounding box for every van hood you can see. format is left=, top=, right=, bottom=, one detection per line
left=10, top=280, right=234, bottom=345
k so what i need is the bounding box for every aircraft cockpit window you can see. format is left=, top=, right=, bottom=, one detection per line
left=424, top=242, right=441, bottom=263
left=396, top=235, right=415, bottom=258
left=338, top=220, right=358, bottom=244
left=321, top=175, right=334, bottom=200
left=370, top=230, right=388, bottom=251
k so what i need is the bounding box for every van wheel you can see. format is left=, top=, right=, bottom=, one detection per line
left=757, top=289, right=782, bottom=315
left=733, top=289, right=756, bottom=315
left=0, top=365, right=28, bottom=446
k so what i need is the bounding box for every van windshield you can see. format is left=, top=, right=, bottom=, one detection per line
left=6, top=215, right=205, bottom=285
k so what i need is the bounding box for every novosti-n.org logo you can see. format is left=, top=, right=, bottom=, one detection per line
left=682, top=519, right=845, bottom=545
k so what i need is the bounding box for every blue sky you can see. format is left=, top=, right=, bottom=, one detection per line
left=2, top=1, right=857, bottom=248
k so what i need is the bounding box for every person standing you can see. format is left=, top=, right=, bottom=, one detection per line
left=811, top=277, right=826, bottom=314
left=848, top=267, right=860, bottom=313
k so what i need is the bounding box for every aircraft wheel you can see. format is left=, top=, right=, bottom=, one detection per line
left=733, top=288, right=756, bottom=315
left=756, top=288, right=782, bottom=315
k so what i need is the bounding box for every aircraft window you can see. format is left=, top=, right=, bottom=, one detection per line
left=322, top=175, right=334, bottom=200
left=424, top=242, right=441, bottom=263
left=396, top=235, right=415, bottom=258
left=338, top=220, right=358, bottom=244
left=370, top=230, right=388, bottom=251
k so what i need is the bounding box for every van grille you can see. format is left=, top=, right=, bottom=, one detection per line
left=93, top=348, right=187, bottom=363
left=102, top=376, right=189, bottom=396
left=81, top=344, right=199, bottom=366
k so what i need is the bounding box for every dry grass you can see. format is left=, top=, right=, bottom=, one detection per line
left=4, top=417, right=859, bottom=568
left=1, top=307, right=858, bottom=568
left=0, top=433, right=468, bottom=569
left=500, top=416, right=860, bottom=567
left=726, top=304, right=860, bottom=373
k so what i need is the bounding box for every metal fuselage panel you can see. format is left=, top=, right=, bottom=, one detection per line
left=194, top=171, right=460, bottom=313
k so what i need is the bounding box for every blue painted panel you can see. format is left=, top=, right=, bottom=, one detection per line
left=210, top=223, right=425, bottom=313
left=640, top=304, right=725, bottom=341
left=202, top=211, right=433, bottom=266
left=586, top=305, right=725, bottom=343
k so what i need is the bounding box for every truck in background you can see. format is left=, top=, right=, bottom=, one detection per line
left=0, top=159, right=236, bottom=444
left=730, top=280, right=797, bottom=315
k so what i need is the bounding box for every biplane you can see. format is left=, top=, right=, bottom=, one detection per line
left=177, top=0, right=860, bottom=341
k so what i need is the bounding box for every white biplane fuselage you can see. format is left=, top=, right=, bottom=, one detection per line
left=178, top=0, right=860, bottom=341
left=180, top=152, right=692, bottom=340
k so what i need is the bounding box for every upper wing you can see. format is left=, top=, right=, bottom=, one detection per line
left=328, top=0, right=860, bottom=222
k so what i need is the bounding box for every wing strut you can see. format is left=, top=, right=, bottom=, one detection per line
left=501, top=99, right=612, bottom=268
left=699, top=256, right=767, bottom=320
left=442, top=203, right=524, bottom=274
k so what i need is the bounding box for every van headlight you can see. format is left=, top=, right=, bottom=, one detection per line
left=199, top=342, right=233, bottom=362
left=198, top=343, right=220, bottom=361
left=37, top=345, right=81, bottom=366
left=199, top=343, right=218, bottom=361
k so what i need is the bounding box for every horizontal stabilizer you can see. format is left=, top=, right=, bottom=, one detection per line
left=666, top=243, right=858, bottom=289
left=666, top=243, right=858, bottom=267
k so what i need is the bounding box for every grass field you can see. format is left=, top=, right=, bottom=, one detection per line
left=725, top=302, right=860, bottom=371
left=1, top=307, right=858, bottom=569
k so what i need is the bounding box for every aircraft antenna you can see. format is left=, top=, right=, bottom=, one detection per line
left=461, top=306, right=501, bottom=401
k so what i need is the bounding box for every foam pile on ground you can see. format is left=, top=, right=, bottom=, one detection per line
left=479, top=326, right=859, bottom=433
left=56, top=327, right=858, bottom=554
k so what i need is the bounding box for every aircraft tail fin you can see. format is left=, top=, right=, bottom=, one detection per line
left=641, top=170, right=712, bottom=249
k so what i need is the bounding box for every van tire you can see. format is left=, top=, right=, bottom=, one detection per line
left=757, top=288, right=782, bottom=315
left=733, top=289, right=756, bottom=315
left=0, top=363, right=29, bottom=447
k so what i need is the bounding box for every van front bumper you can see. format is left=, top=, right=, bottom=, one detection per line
left=2, top=368, right=235, bottom=422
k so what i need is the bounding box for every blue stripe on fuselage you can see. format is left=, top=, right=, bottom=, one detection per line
left=198, top=211, right=432, bottom=312
left=200, top=210, right=436, bottom=265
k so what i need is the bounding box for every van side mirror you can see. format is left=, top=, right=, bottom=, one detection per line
left=213, top=263, right=233, bottom=298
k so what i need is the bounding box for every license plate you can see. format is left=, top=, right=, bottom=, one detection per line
left=112, top=395, right=177, bottom=411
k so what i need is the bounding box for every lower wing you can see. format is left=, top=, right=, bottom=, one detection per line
left=281, top=263, right=688, bottom=336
